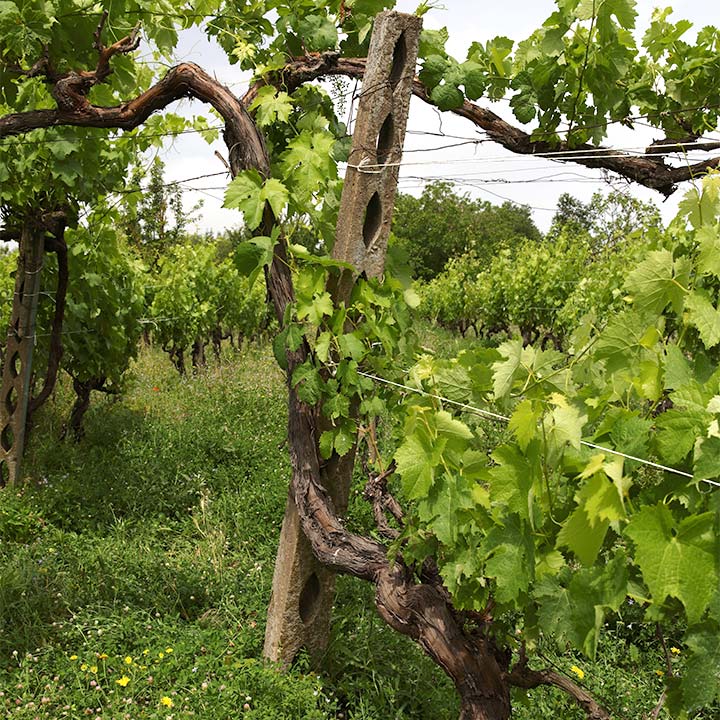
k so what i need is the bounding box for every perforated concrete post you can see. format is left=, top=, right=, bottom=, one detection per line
left=332, top=11, right=422, bottom=283
left=264, top=10, right=421, bottom=667
left=0, top=222, right=45, bottom=486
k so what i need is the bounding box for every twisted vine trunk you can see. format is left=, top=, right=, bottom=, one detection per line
left=64, top=375, right=106, bottom=440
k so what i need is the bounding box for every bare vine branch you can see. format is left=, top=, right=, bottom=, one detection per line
left=363, top=460, right=402, bottom=539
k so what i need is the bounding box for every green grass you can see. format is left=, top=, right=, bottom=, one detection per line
left=0, top=341, right=692, bottom=719
left=0, top=344, right=459, bottom=720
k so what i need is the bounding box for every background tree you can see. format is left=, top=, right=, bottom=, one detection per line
left=392, top=181, right=540, bottom=280
left=549, top=190, right=663, bottom=252
left=121, top=157, right=202, bottom=269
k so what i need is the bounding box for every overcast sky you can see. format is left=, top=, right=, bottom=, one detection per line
left=158, top=1, right=720, bottom=235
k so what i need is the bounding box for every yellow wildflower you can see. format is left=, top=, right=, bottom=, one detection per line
left=160, top=696, right=174, bottom=708
left=670, top=647, right=681, bottom=655
left=124, top=656, right=133, bottom=665
left=90, top=666, right=98, bottom=674
left=158, top=652, right=164, bottom=659
left=165, top=647, right=173, bottom=654
left=116, top=676, right=131, bottom=687
left=97, top=653, right=108, bottom=660
left=570, top=665, right=585, bottom=680
left=80, top=663, right=88, bottom=671
left=655, top=669, right=665, bottom=677
left=142, top=649, right=149, bottom=656
left=69, top=655, right=78, bottom=661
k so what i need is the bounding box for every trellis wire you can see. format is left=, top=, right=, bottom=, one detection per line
left=357, top=370, right=720, bottom=489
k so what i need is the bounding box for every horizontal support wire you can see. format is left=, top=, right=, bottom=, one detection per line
left=357, top=370, right=720, bottom=489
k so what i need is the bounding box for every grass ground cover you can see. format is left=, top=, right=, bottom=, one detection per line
left=0, top=342, right=684, bottom=719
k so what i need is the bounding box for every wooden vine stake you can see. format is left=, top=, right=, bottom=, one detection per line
left=0, top=221, right=45, bottom=485
left=263, top=10, right=422, bottom=666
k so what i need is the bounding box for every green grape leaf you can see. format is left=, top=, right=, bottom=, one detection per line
left=694, top=435, right=720, bottom=481
left=273, top=327, right=289, bottom=371
left=436, top=410, right=473, bottom=441
left=334, top=423, right=356, bottom=456
left=419, top=27, right=449, bottom=58
left=223, top=170, right=265, bottom=229
left=534, top=572, right=600, bottom=658
left=624, top=249, right=687, bottom=314
left=430, top=82, right=465, bottom=111
left=395, top=433, right=436, bottom=500
left=681, top=624, right=720, bottom=711
left=260, top=177, right=289, bottom=220
left=663, top=344, right=694, bottom=389
left=487, top=444, right=537, bottom=522
left=509, top=399, right=541, bottom=451
left=492, top=338, right=523, bottom=399
left=696, top=226, right=720, bottom=279
left=655, top=409, right=708, bottom=465
left=459, top=60, right=486, bottom=99
left=338, top=333, right=365, bottom=360
left=547, top=395, right=587, bottom=451
left=596, top=311, right=654, bottom=372
left=292, top=360, right=323, bottom=405
left=249, top=86, right=294, bottom=126
left=418, top=54, right=449, bottom=88
left=297, top=291, right=333, bottom=325
left=323, top=392, right=350, bottom=420
left=557, top=497, right=609, bottom=566
left=685, top=289, right=720, bottom=349
left=424, top=473, right=474, bottom=546
left=486, top=543, right=530, bottom=605
left=233, top=235, right=275, bottom=281
left=319, top=430, right=335, bottom=460
left=625, top=505, right=718, bottom=623
left=297, top=13, right=338, bottom=51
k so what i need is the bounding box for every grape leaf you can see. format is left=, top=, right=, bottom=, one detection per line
left=685, top=289, right=720, bottom=349
left=260, top=177, right=289, bottom=220
left=430, top=83, right=464, bottom=111
left=395, top=433, right=437, bottom=500
left=655, top=409, right=708, bottom=465
left=223, top=170, right=265, bottom=229
left=509, top=399, right=541, bottom=451
left=425, top=473, right=474, bottom=546
left=625, top=505, right=718, bottom=623
left=681, top=624, right=720, bottom=711
left=696, top=226, right=720, bottom=279
left=624, top=250, right=687, bottom=314
left=249, top=86, right=294, bottom=126
left=694, top=435, right=720, bottom=481
left=292, top=361, right=323, bottom=405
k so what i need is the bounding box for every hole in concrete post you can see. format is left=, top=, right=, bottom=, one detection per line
left=5, top=386, right=17, bottom=415
left=362, top=193, right=383, bottom=248
left=1, top=424, right=14, bottom=453
left=376, top=113, right=395, bottom=165
left=299, top=572, right=321, bottom=624
left=9, top=352, right=20, bottom=379
left=389, top=31, right=407, bottom=89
